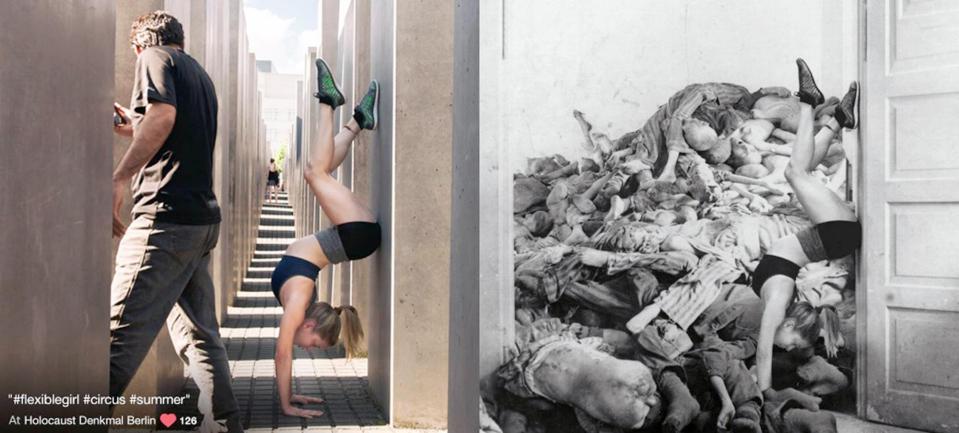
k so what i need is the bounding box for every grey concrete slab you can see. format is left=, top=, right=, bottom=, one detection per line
left=448, top=0, right=481, bottom=431
left=347, top=0, right=374, bottom=357
left=390, top=0, right=455, bottom=427
left=367, top=0, right=396, bottom=422
left=332, top=0, right=357, bottom=309
left=0, top=0, right=115, bottom=426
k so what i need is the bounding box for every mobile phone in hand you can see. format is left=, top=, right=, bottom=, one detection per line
left=113, top=105, right=128, bottom=126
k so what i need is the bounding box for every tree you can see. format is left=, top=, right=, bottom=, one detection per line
left=274, top=145, right=288, bottom=173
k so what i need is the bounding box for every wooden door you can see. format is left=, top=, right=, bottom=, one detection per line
left=862, top=1, right=959, bottom=431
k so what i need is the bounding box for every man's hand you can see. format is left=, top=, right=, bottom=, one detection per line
left=198, top=416, right=227, bottom=433
left=281, top=404, right=325, bottom=419
left=290, top=394, right=324, bottom=405
left=112, top=180, right=127, bottom=238
left=113, top=103, right=134, bottom=138
left=111, top=101, right=174, bottom=235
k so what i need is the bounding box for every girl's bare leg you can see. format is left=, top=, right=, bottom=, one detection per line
left=310, top=105, right=337, bottom=174
left=793, top=102, right=841, bottom=172
left=784, top=104, right=855, bottom=224
left=809, top=117, right=840, bottom=171
left=327, top=118, right=361, bottom=174
left=790, top=104, right=816, bottom=173
left=305, top=104, right=374, bottom=225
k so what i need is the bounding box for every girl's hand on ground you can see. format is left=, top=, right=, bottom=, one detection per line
left=281, top=405, right=325, bottom=419
left=291, top=394, right=325, bottom=405
left=717, top=402, right=735, bottom=430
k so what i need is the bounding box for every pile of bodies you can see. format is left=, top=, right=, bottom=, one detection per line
left=487, top=83, right=858, bottom=433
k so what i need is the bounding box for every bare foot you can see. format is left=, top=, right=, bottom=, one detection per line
left=760, top=173, right=786, bottom=185
left=626, top=305, right=661, bottom=334
left=621, top=158, right=651, bottom=175
left=656, top=171, right=677, bottom=183
left=564, top=225, right=590, bottom=245
left=605, top=195, right=627, bottom=222
left=572, top=195, right=597, bottom=214
left=580, top=248, right=611, bottom=267
left=764, top=182, right=792, bottom=196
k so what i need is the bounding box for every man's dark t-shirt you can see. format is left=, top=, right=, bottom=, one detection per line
left=129, top=45, right=220, bottom=224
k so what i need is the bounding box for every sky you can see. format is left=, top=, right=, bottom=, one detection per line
left=243, top=0, right=318, bottom=75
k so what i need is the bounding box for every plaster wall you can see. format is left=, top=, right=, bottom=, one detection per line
left=499, top=0, right=853, bottom=172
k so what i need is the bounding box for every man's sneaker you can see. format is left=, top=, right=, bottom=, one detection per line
left=796, top=58, right=825, bottom=107
left=313, top=58, right=345, bottom=108
left=353, top=80, right=379, bottom=130
left=834, top=81, right=859, bottom=129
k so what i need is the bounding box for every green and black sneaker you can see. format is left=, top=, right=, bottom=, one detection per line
left=313, top=58, right=345, bottom=108
left=353, top=80, right=379, bottom=130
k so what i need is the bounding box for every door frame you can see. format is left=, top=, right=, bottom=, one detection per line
left=854, top=1, right=868, bottom=422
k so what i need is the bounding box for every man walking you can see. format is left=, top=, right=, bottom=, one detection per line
left=111, top=11, right=241, bottom=433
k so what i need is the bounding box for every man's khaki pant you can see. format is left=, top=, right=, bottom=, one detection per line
left=109, top=216, right=241, bottom=432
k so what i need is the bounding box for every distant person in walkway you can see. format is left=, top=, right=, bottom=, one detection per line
left=110, top=11, right=241, bottom=433
left=267, top=158, right=280, bottom=203
left=269, top=58, right=380, bottom=419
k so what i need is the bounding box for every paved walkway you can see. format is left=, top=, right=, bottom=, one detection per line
left=171, top=194, right=389, bottom=431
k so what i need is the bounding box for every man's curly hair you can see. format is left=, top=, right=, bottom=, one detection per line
left=129, top=11, right=184, bottom=49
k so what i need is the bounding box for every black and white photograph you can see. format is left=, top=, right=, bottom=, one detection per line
left=476, top=2, right=958, bottom=433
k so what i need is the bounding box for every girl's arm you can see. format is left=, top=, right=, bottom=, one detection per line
left=275, top=303, right=301, bottom=413
left=756, top=283, right=823, bottom=410
left=275, top=296, right=324, bottom=418
left=756, top=285, right=791, bottom=392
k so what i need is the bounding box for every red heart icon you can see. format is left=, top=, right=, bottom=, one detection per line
left=159, top=413, right=177, bottom=428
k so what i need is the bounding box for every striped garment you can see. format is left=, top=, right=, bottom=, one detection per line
left=633, top=83, right=756, bottom=171
left=655, top=254, right=744, bottom=330
left=666, top=83, right=754, bottom=121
